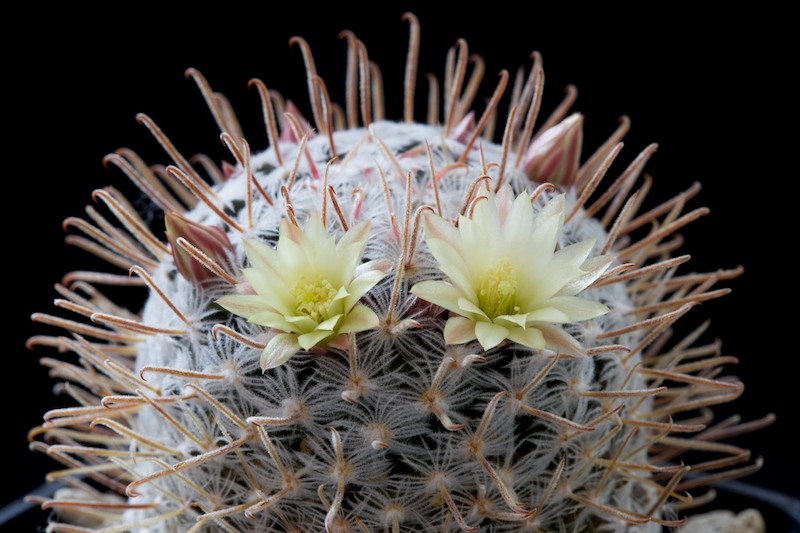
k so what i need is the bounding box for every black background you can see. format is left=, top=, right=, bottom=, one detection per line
left=5, top=2, right=796, bottom=527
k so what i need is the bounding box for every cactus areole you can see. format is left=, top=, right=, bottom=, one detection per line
left=29, top=13, right=768, bottom=533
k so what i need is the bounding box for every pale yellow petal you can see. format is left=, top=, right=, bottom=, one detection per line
left=524, top=195, right=564, bottom=268
left=261, top=333, right=301, bottom=371
left=308, top=233, right=345, bottom=285
left=279, top=217, right=303, bottom=244
left=466, top=186, right=500, bottom=236
left=336, top=219, right=371, bottom=262
left=427, top=237, right=477, bottom=298
left=345, top=270, right=387, bottom=309
left=522, top=240, right=596, bottom=304
left=552, top=238, right=597, bottom=270
left=423, top=210, right=460, bottom=245
left=507, top=325, right=546, bottom=350
left=410, top=280, right=464, bottom=315
left=326, top=298, right=346, bottom=320
left=494, top=313, right=529, bottom=329
left=242, top=238, right=280, bottom=274
left=242, top=267, right=282, bottom=295
left=250, top=311, right=297, bottom=332
left=216, top=294, right=271, bottom=320
left=355, top=258, right=393, bottom=277
left=298, top=330, right=334, bottom=350
left=301, top=215, right=328, bottom=244
left=525, top=307, right=571, bottom=324
left=531, top=194, right=566, bottom=234
left=493, top=185, right=515, bottom=225
left=474, top=321, right=509, bottom=350
left=331, top=286, right=350, bottom=304
left=457, top=297, right=489, bottom=320
left=522, top=222, right=559, bottom=275
left=278, top=241, right=309, bottom=278
left=283, top=315, right=319, bottom=333
left=316, top=314, right=343, bottom=331
left=547, top=296, right=609, bottom=322
left=456, top=214, right=493, bottom=274
left=443, top=316, right=478, bottom=344
left=241, top=268, right=293, bottom=314
left=339, top=304, right=380, bottom=333
left=504, top=191, right=535, bottom=249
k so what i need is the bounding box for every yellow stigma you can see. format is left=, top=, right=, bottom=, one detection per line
left=478, top=258, right=519, bottom=319
left=291, top=273, right=337, bottom=323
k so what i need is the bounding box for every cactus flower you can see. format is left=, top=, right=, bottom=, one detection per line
left=165, top=211, right=234, bottom=286
left=412, top=185, right=612, bottom=353
left=523, top=112, right=583, bottom=183
left=217, top=216, right=387, bottom=370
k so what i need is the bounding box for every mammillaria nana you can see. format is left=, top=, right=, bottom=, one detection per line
left=27, top=13, right=769, bottom=533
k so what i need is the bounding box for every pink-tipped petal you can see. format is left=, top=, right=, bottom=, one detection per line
left=444, top=316, right=478, bottom=345
left=537, top=323, right=585, bottom=357
left=261, top=333, right=301, bottom=371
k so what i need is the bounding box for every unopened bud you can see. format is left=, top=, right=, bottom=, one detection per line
left=523, top=113, right=583, bottom=184
left=165, top=212, right=234, bottom=286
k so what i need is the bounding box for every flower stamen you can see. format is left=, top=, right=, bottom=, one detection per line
left=479, top=259, right=519, bottom=319
left=292, top=274, right=337, bottom=323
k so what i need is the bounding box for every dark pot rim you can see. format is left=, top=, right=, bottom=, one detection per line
left=2, top=479, right=798, bottom=531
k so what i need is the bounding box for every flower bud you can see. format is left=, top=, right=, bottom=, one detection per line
left=523, top=113, right=583, bottom=183
left=165, top=212, right=234, bottom=286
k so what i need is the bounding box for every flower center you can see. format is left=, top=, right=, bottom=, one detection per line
left=291, top=273, right=337, bottom=323
left=478, top=258, right=519, bottom=319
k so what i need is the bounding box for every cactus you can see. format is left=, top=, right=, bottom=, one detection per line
left=28, top=13, right=769, bottom=533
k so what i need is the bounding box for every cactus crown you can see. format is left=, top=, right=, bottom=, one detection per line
left=28, top=12, right=768, bottom=533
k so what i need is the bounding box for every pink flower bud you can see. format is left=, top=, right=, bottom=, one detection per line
left=280, top=100, right=314, bottom=142
left=450, top=111, right=476, bottom=143
left=523, top=113, right=583, bottom=184
left=221, top=160, right=239, bottom=181
left=165, top=212, right=234, bottom=286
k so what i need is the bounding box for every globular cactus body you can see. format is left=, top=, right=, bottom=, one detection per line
left=29, top=14, right=765, bottom=533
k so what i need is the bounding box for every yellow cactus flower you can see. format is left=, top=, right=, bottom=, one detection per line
left=217, top=216, right=387, bottom=370
left=411, top=186, right=612, bottom=354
